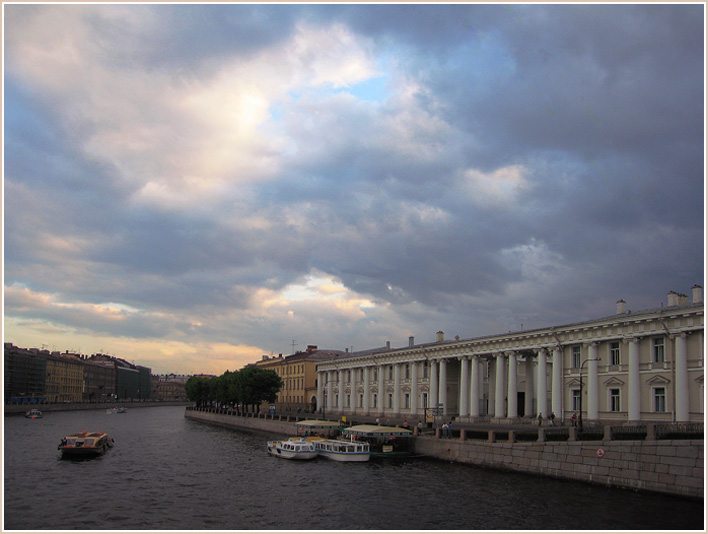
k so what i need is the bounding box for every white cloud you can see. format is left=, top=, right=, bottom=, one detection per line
left=462, top=164, right=530, bottom=207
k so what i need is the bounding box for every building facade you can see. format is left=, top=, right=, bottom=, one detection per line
left=315, top=287, right=704, bottom=425
left=255, top=346, right=344, bottom=413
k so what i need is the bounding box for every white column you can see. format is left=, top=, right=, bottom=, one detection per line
left=363, top=367, right=370, bottom=413
left=430, top=360, right=439, bottom=414
left=459, top=357, right=470, bottom=417
left=537, top=348, right=548, bottom=417
left=378, top=365, right=385, bottom=415
left=507, top=351, right=517, bottom=419
left=439, top=359, right=448, bottom=415
left=469, top=356, right=480, bottom=417
left=552, top=347, right=562, bottom=418
left=410, top=361, right=418, bottom=416
left=525, top=355, right=535, bottom=417
left=393, top=363, right=401, bottom=415
left=317, top=371, right=324, bottom=412
left=495, top=353, right=506, bottom=418
left=337, top=370, right=344, bottom=412
left=350, top=366, right=357, bottom=414
left=627, top=338, right=641, bottom=422
left=326, top=371, right=334, bottom=411
left=587, top=343, right=599, bottom=421
left=675, top=334, right=690, bottom=422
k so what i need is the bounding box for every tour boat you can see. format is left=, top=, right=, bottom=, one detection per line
left=267, top=438, right=319, bottom=460
left=308, top=437, right=370, bottom=462
left=25, top=409, right=43, bottom=419
left=58, top=431, right=114, bottom=457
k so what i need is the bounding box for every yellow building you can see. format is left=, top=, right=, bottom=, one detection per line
left=255, top=346, right=343, bottom=414
left=45, top=352, right=84, bottom=402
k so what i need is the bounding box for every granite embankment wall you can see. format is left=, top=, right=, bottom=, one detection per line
left=184, top=409, right=703, bottom=499
left=412, top=434, right=703, bottom=499
left=184, top=408, right=296, bottom=436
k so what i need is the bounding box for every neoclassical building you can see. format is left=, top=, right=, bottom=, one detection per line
left=315, top=286, right=704, bottom=425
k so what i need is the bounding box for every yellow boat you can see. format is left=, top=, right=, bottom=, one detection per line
left=58, top=431, right=114, bottom=457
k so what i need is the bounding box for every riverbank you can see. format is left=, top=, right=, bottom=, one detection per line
left=4, top=400, right=191, bottom=416
left=184, top=407, right=703, bottom=499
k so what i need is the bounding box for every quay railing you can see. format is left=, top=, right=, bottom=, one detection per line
left=186, top=406, right=703, bottom=444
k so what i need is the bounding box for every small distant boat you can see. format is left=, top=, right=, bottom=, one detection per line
left=116, top=407, right=127, bottom=413
left=58, top=431, right=114, bottom=457
left=106, top=408, right=117, bottom=414
left=267, top=438, right=318, bottom=460
left=25, top=409, right=43, bottom=419
left=309, top=437, right=370, bottom=462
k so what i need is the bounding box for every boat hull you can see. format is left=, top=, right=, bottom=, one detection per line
left=58, top=431, right=113, bottom=457
left=316, top=450, right=370, bottom=462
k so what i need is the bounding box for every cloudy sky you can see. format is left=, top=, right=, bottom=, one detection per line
left=3, top=3, right=704, bottom=375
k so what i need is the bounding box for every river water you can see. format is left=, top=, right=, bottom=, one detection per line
left=3, top=406, right=703, bottom=531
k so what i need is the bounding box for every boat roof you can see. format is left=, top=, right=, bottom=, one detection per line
left=342, top=424, right=413, bottom=437
left=64, top=431, right=108, bottom=438
left=295, top=419, right=342, bottom=429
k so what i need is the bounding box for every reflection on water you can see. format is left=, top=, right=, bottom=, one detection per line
left=4, top=406, right=703, bottom=530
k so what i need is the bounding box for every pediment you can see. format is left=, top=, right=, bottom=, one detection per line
left=603, top=377, right=625, bottom=387
left=646, top=375, right=671, bottom=385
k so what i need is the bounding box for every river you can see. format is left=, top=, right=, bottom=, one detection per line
left=3, top=406, right=703, bottom=531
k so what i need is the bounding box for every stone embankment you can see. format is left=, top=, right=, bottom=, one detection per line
left=4, top=401, right=191, bottom=415
left=184, top=407, right=703, bottom=499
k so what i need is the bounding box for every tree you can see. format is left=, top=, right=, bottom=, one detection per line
left=185, top=376, right=211, bottom=406
left=233, top=366, right=283, bottom=413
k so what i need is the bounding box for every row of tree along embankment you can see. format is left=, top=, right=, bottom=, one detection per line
left=185, top=406, right=703, bottom=499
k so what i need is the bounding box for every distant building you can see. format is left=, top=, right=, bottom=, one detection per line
left=45, top=352, right=84, bottom=402
left=4, top=344, right=47, bottom=402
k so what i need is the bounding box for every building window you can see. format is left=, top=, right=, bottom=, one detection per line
left=422, top=392, right=428, bottom=410
left=360, top=369, right=364, bottom=381
left=359, top=393, right=363, bottom=408
left=346, top=394, right=351, bottom=408
left=610, top=388, right=621, bottom=412
left=347, top=370, right=351, bottom=382
left=610, top=342, right=621, bottom=366
left=373, top=369, right=378, bottom=381
left=388, top=366, right=393, bottom=380
left=423, top=362, right=428, bottom=379
left=572, top=346, right=581, bottom=369
left=404, top=392, right=410, bottom=409
left=571, top=389, right=581, bottom=411
left=373, top=393, right=377, bottom=408
left=653, top=387, right=666, bottom=412
left=405, top=364, right=410, bottom=380
left=653, top=338, right=665, bottom=364
left=388, top=393, right=393, bottom=408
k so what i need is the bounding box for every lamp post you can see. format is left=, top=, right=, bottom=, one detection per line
left=578, top=357, right=600, bottom=432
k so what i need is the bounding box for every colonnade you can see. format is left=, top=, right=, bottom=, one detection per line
left=315, top=333, right=696, bottom=423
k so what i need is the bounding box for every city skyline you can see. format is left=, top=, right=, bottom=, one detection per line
left=3, top=4, right=704, bottom=375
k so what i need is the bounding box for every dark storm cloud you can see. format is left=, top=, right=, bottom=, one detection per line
left=3, top=4, right=703, bottom=369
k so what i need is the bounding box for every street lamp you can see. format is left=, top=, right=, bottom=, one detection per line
left=578, top=358, right=600, bottom=432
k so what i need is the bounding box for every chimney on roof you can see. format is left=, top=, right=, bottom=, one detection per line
left=306, top=345, right=317, bottom=353
left=679, top=293, right=688, bottom=305
left=436, top=331, right=444, bottom=342
left=616, top=299, right=627, bottom=315
left=386, top=341, right=391, bottom=350
left=692, top=284, right=703, bottom=304
left=667, top=291, right=679, bottom=307
left=408, top=336, right=415, bottom=347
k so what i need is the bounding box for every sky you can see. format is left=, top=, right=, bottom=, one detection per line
left=3, top=3, right=705, bottom=376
